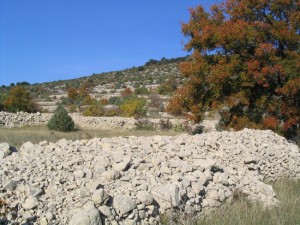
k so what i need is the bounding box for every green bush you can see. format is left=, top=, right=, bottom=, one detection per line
left=108, top=96, right=122, bottom=106
left=83, top=101, right=104, bottom=117
left=47, top=105, right=75, bottom=132
left=120, top=96, right=147, bottom=118
left=192, top=125, right=204, bottom=135
left=172, top=123, right=186, bottom=132
left=134, top=86, right=149, bottom=95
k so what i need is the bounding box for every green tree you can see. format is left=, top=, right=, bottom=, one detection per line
left=47, top=105, right=75, bottom=132
left=3, top=86, right=37, bottom=113
left=168, top=0, right=300, bottom=138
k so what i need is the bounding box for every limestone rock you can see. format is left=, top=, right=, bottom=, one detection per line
left=154, top=184, right=180, bottom=210
left=113, top=195, right=136, bottom=215
left=0, top=143, right=14, bottom=159
left=69, top=202, right=102, bottom=225
left=23, top=196, right=39, bottom=210
left=3, top=180, right=19, bottom=191
left=92, top=189, right=109, bottom=205
left=136, top=191, right=153, bottom=205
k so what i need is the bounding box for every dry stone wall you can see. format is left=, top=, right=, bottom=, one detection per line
left=0, top=112, right=189, bottom=130
left=0, top=112, right=51, bottom=128
left=0, top=129, right=299, bottom=224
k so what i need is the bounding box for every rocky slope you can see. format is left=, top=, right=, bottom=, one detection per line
left=0, top=129, right=299, bottom=224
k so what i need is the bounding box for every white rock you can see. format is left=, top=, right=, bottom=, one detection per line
left=0, top=143, right=13, bottom=159
left=92, top=189, right=109, bottom=205
left=154, top=184, right=180, bottom=210
left=113, top=195, right=136, bottom=215
left=69, top=202, right=102, bottom=225
left=136, top=191, right=153, bottom=205
left=23, top=196, right=39, bottom=210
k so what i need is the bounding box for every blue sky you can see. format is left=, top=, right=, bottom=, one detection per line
left=0, top=1, right=216, bottom=86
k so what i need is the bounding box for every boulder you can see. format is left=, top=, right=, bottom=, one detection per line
left=69, top=202, right=102, bottom=225
left=92, top=189, right=109, bottom=205
left=113, top=195, right=136, bottom=215
left=0, top=143, right=14, bottom=159
left=23, top=196, right=39, bottom=210
left=153, top=184, right=180, bottom=210
left=136, top=191, right=153, bottom=205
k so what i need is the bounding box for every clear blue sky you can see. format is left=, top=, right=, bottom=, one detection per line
left=0, top=1, right=216, bottom=86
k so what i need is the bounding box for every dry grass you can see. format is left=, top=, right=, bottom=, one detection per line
left=0, top=125, right=179, bottom=148
left=161, top=178, right=300, bottom=225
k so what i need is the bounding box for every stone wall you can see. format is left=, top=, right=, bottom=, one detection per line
left=0, top=111, right=51, bottom=128
left=0, top=129, right=299, bottom=224
left=0, top=112, right=215, bottom=131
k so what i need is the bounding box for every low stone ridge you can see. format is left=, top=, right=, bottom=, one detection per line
left=0, top=111, right=51, bottom=128
left=0, top=129, right=299, bottom=224
left=0, top=112, right=189, bottom=130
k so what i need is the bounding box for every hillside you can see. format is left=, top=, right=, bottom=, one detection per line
left=0, top=56, right=188, bottom=113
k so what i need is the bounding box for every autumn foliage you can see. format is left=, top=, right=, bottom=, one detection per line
left=3, top=86, right=37, bottom=113
left=167, top=0, right=300, bottom=138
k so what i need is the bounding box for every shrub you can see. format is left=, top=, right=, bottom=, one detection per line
left=135, top=118, right=155, bottom=130
left=172, top=123, right=186, bottom=132
left=120, top=96, right=147, bottom=118
left=137, top=66, right=145, bottom=71
left=100, top=98, right=109, bottom=105
left=3, top=86, right=38, bottom=113
left=159, top=119, right=172, bottom=130
left=157, top=78, right=177, bottom=95
left=166, top=91, right=184, bottom=116
left=121, top=87, right=133, bottom=97
left=82, top=95, right=93, bottom=105
left=67, top=87, right=79, bottom=102
left=149, top=94, right=164, bottom=111
left=104, top=107, right=121, bottom=117
left=68, top=104, right=77, bottom=113
left=191, top=125, right=204, bottom=135
left=108, top=96, right=122, bottom=106
left=83, top=101, right=104, bottom=117
left=134, top=86, right=149, bottom=95
left=47, top=105, right=75, bottom=132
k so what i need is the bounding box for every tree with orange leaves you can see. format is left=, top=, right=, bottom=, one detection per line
left=167, top=0, right=300, bottom=138
left=3, top=86, right=38, bottom=113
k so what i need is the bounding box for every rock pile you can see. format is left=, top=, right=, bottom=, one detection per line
left=0, top=129, right=299, bottom=224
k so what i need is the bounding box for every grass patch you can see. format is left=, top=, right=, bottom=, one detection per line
left=0, top=125, right=180, bottom=148
left=161, top=178, right=300, bottom=225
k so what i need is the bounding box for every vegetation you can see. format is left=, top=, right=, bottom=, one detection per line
left=47, top=105, right=75, bottom=132
left=167, top=0, right=300, bottom=139
left=120, top=96, right=147, bottom=118
left=135, top=118, right=156, bottom=131
left=3, top=86, right=38, bottom=113
left=83, top=100, right=104, bottom=117
left=134, top=86, right=150, bottom=95
left=161, top=178, right=300, bottom=225
left=0, top=125, right=179, bottom=148
left=158, top=78, right=178, bottom=95
left=0, top=56, right=186, bottom=104
left=148, top=94, right=164, bottom=112
left=121, top=87, right=134, bottom=97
